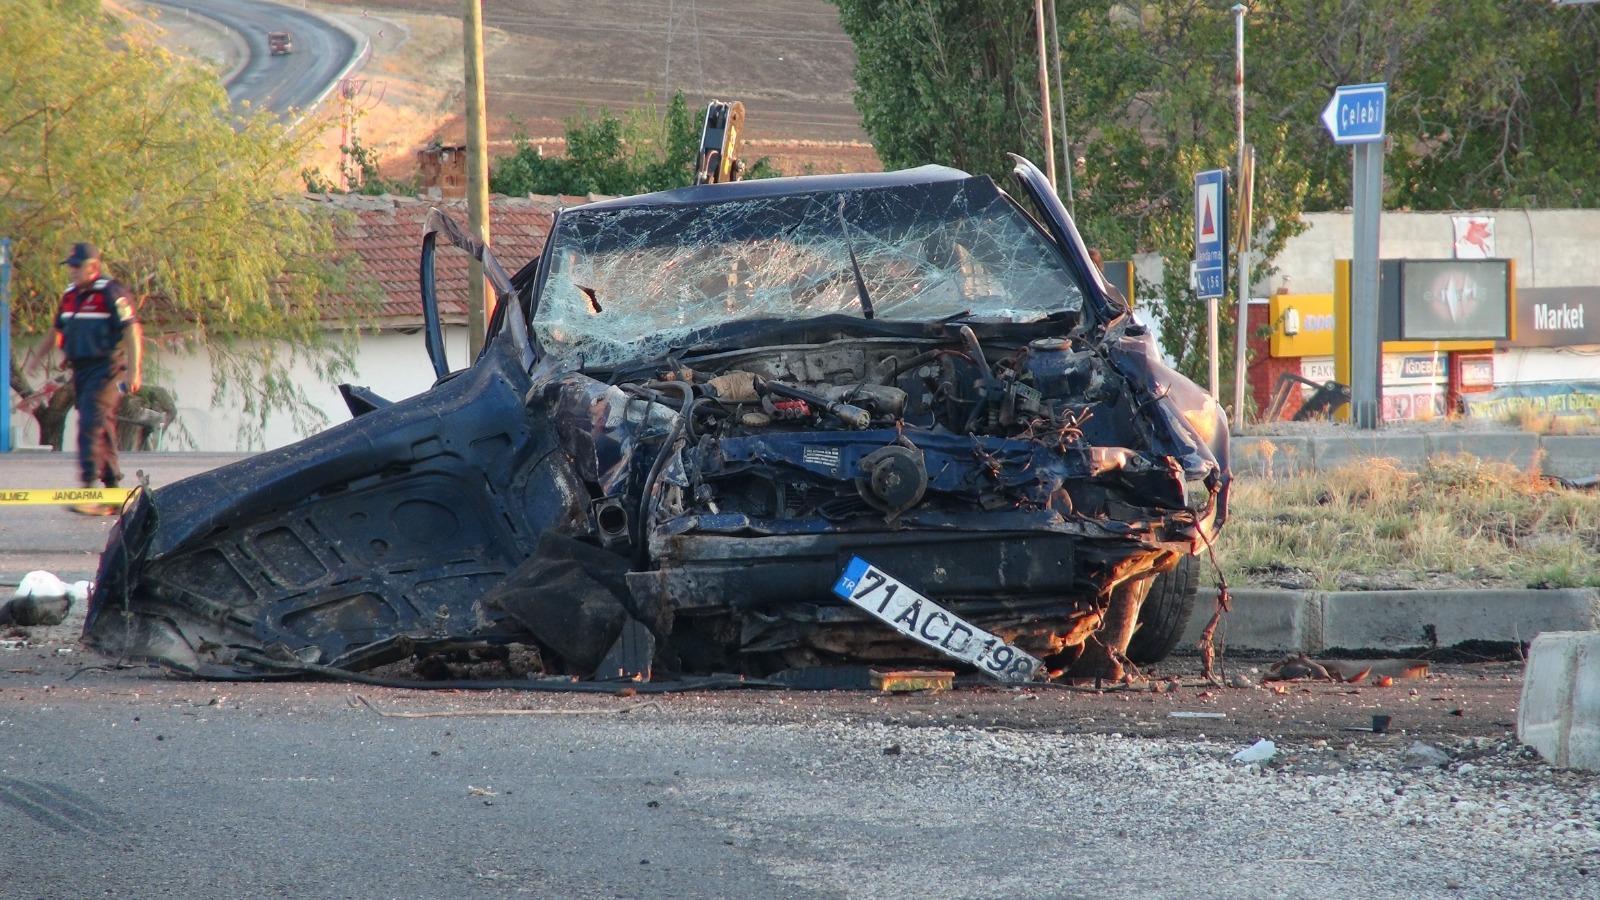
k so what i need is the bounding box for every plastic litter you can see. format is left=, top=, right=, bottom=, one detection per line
left=1232, top=738, right=1277, bottom=764
left=0, top=571, right=90, bottom=627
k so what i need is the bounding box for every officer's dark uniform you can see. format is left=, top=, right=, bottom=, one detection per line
left=54, top=275, right=137, bottom=487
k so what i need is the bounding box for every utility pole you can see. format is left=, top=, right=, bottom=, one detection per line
left=1032, top=0, right=1056, bottom=190
left=1045, top=0, right=1074, bottom=215
left=464, top=0, right=491, bottom=361
left=1230, top=3, right=1250, bottom=426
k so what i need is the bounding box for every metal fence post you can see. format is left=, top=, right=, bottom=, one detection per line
left=1, top=238, right=13, bottom=452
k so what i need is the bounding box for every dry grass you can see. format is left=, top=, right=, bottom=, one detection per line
left=1215, top=453, right=1600, bottom=591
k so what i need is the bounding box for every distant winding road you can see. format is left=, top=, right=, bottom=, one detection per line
left=147, top=0, right=362, bottom=117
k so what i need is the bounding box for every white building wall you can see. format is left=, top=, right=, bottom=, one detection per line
left=10, top=326, right=475, bottom=452
left=1268, top=209, right=1600, bottom=294
left=1494, top=347, right=1600, bottom=386
left=143, top=325, right=472, bottom=451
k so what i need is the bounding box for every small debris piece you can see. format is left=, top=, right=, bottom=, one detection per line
left=468, top=785, right=498, bottom=797
left=646, top=800, right=660, bottom=808
left=1264, top=654, right=1332, bottom=682
left=1232, top=739, right=1277, bottom=764
left=1373, top=675, right=1394, bottom=687
left=872, top=669, right=954, bottom=693
left=882, top=744, right=903, bottom=756
left=1404, top=741, right=1451, bottom=767
left=1227, top=673, right=1256, bottom=690
left=1169, top=711, right=1226, bottom=719
left=0, top=571, right=88, bottom=626
left=1337, top=666, right=1372, bottom=685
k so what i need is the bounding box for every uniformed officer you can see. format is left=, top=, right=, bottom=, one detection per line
left=24, top=243, right=143, bottom=511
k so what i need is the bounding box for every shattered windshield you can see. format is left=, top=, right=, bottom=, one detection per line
left=534, top=175, right=1084, bottom=367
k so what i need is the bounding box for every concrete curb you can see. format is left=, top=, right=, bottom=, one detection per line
left=1181, top=587, right=1600, bottom=655
left=1518, top=631, right=1600, bottom=771
left=1232, top=432, right=1600, bottom=479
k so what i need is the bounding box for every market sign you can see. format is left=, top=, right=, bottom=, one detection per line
left=1505, top=286, right=1600, bottom=348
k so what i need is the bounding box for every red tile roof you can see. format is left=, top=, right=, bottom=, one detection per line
left=310, top=193, right=575, bottom=326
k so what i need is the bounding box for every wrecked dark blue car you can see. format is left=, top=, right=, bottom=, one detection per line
left=84, top=157, right=1228, bottom=684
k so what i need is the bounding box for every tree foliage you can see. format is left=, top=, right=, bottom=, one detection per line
left=304, top=136, right=422, bottom=197
left=832, top=0, right=1600, bottom=389
left=1, top=1, right=357, bottom=443
left=489, top=92, right=779, bottom=197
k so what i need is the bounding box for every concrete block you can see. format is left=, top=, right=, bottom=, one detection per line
left=1312, top=433, right=1427, bottom=470
left=1322, top=589, right=1600, bottom=652
left=1180, top=588, right=1320, bottom=654
left=1518, top=631, right=1600, bottom=771
left=1231, top=436, right=1313, bottom=478
left=1538, top=435, right=1600, bottom=481
left=1426, top=431, right=1540, bottom=469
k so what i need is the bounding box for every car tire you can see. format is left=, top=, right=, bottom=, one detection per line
left=1126, top=555, right=1200, bottom=665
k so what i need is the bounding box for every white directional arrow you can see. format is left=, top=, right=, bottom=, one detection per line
left=1321, top=94, right=1340, bottom=140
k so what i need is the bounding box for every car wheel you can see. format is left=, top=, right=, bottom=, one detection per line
left=1125, top=554, right=1199, bottom=665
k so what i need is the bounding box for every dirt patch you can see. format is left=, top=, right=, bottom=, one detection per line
left=310, top=0, right=877, bottom=177
left=119, top=1, right=245, bottom=78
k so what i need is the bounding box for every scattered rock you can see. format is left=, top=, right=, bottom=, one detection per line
left=882, top=744, right=902, bottom=756
left=1405, top=742, right=1451, bottom=767
left=1233, top=739, right=1277, bottom=764
left=1228, top=673, right=1257, bottom=690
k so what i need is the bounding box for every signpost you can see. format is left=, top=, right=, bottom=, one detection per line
left=1322, top=82, right=1387, bottom=428
left=1194, top=169, right=1228, bottom=398
left=1, top=238, right=11, bottom=453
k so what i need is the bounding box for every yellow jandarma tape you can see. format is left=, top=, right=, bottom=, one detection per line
left=0, top=488, right=133, bottom=505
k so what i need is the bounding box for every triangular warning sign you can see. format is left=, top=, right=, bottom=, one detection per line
left=1201, top=196, right=1216, bottom=238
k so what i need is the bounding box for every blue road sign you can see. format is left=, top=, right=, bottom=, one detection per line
left=1321, top=82, right=1388, bottom=144
left=1193, top=169, right=1227, bottom=300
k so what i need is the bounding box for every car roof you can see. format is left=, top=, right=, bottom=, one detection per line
left=569, top=165, right=975, bottom=212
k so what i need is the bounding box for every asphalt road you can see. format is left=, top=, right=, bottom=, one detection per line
left=0, top=646, right=1594, bottom=900
left=146, top=0, right=361, bottom=116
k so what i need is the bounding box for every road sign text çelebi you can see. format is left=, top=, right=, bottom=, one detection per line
left=1321, top=82, right=1388, bottom=144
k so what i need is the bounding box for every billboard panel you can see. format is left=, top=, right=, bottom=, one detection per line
left=1399, top=259, right=1511, bottom=341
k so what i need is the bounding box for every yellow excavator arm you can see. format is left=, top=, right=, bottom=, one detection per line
left=694, top=100, right=746, bottom=186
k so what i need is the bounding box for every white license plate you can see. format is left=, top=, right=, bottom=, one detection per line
left=832, top=556, right=1043, bottom=684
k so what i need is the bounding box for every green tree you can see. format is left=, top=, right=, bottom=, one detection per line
left=832, top=0, right=1042, bottom=181
left=1250, top=0, right=1600, bottom=210
left=304, top=135, right=422, bottom=197
left=833, top=0, right=1306, bottom=391
left=1, top=1, right=359, bottom=444
left=491, top=92, right=780, bottom=197
left=834, top=1, right=1600, bottom=391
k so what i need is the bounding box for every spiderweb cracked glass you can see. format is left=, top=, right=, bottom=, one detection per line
left=534, top=176, right=1084, bottom=367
